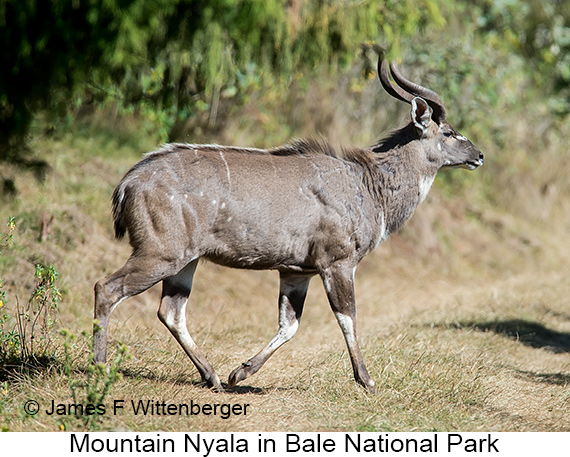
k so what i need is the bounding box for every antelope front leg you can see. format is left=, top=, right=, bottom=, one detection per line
left=321, top=264, right=377, bottom=393
left=228, top=273, right=312, bottom=387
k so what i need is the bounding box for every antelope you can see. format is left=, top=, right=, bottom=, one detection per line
left=94, top=54, right=483, bottom=393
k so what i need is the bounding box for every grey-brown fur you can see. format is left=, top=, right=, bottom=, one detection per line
left=94, top=55, right=483, bottom=393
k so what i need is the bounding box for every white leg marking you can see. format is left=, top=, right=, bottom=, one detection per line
left=335, top=312, right=356, bottom=348
left=160, top=259, right=199, bottom=346
left=265, top=276, right=309, bottom=351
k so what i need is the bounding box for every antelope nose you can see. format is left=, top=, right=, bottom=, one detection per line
left=479, top=152, right=484, bottom=165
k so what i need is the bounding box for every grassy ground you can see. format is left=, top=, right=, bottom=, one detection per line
left=1, top=95, right=569, bottom=432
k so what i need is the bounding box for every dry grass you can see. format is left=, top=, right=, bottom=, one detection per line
left=3, top=253, right=569, bottom=432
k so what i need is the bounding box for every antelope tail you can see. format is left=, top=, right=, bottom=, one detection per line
left=111, top=182, right=128, bottom=240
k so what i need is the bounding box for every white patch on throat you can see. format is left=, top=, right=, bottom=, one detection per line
left=419, top=175, right=436, bottom=203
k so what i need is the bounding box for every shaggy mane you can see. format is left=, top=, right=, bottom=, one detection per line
left=371, top=125, right=415, bottom=153
left=146, top=138, right=342, bottom=159
left=133, top=138, right=380, bottom=173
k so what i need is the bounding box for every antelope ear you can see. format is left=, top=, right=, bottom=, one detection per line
left=411, top=97, right=432, bottom=137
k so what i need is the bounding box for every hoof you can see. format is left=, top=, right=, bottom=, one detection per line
left=228, top=364, right=249, bottom=387
left=204, top=373, right=224, bottom=392
left=210, top=383, right=225, bottom=393
left=362, top=379, right=378, bottom=394
left=356, top=377, right=378, bottom=394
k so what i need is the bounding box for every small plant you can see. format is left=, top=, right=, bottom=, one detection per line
left=0, top=217, right=60, bottom=366
left=0, top=217, right=15, bottom=254
left=0, top=217, right=20, bottom=364
left=0, top=381, right=9, bottom=431
left=60, top=328, right=131, bottom=431
left=0, top=312, right=21, bottom=364
left=16, top=263, right=61, bottom=362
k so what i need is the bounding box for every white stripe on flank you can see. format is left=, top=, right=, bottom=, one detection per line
left=219, top=150, right=232, bottom=189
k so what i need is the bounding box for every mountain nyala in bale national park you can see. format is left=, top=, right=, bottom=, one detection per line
left=94, top=53, right=483, bottom=393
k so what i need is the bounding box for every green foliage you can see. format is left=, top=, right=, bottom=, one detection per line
left=60, top=329, right=131, bottom=431
left=4, top=0, right=569, bottom=155
left=2, top=0, right=448, bottom=153
left=89, top=0, right=447, bottom=141
left=0, top=312, right=20, bottom=366
left=0, top=217, right=15, bottom=255
left=0, top=0, right=133, bottom=161
left=0, top=218, right=60, bottom=365
left=0, top=218, right=19, bottom=364
left=473, top=0, right=570, bottom=114
left=16, top=263, right=61, bottom=361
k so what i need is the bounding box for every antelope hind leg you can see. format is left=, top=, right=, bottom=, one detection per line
left=93, top=255, right=177, bottom=364
left=158, top=259, right=223, bottom=391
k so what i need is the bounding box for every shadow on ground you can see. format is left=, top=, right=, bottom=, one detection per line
left=120, top=366, right=268, bottom=394
left=0, top=355, right=58, bottom=382
left=442, top=319, right=570, bottom=353
left=515, top=369, right=570, bottom=386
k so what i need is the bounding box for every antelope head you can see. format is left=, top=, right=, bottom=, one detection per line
left=378, top=57, right=484, bottom=170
